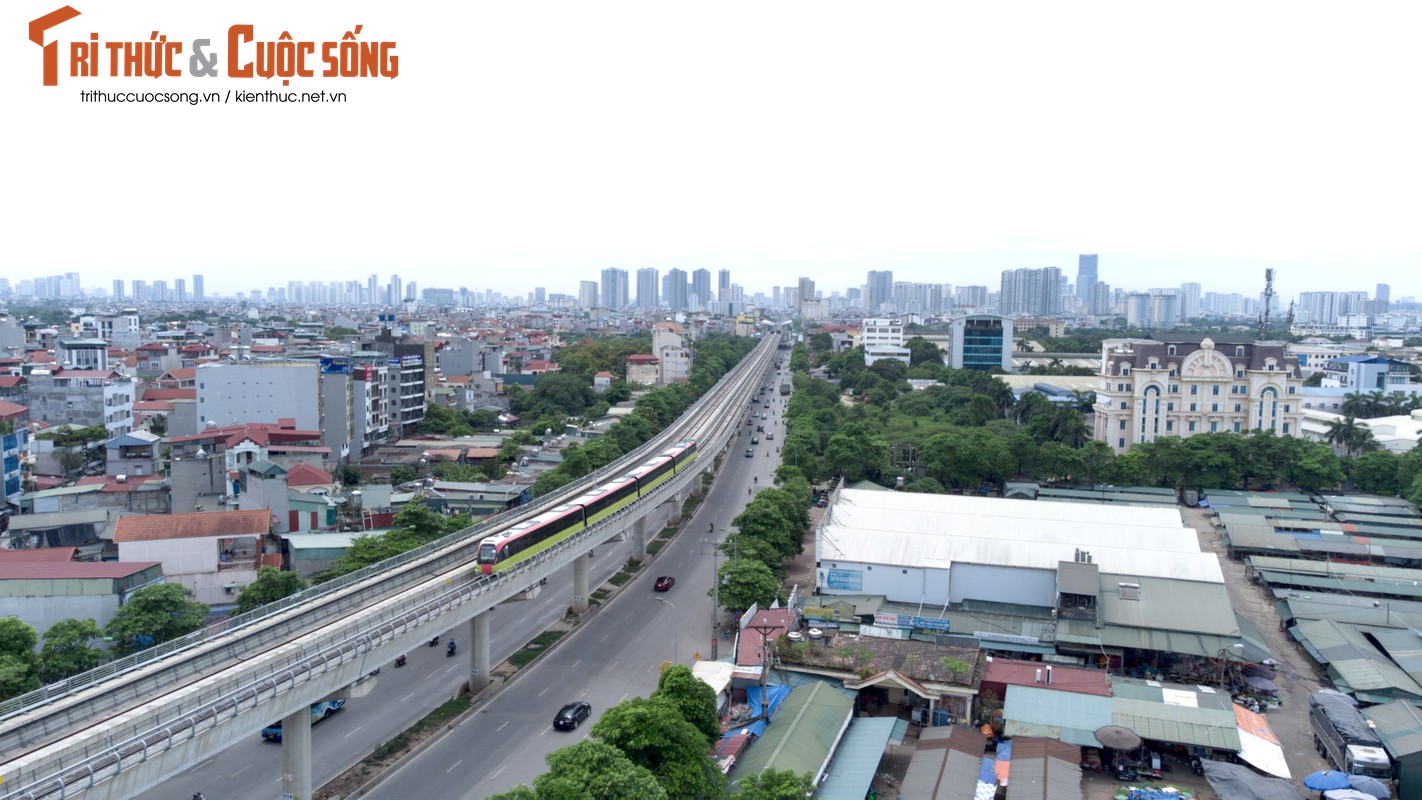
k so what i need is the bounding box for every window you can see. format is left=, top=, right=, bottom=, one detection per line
left=1284, top=404, right=1290, bottom=412
left=1235, top=369, right=1245, bottom=378
left=1188, top=421, right=1196, bottom=432
left=1267, top=364, right=1276, bottom=371
left=1122, top=365, right=1132, bottom=376
left=1211, top=422, right=1218, bottom=432
left=1168, top=345, right=1177, bottom=355
left=1212, top=385, right=1220, bottom=396
left=1166, top=402, right=1175, bottom=411
left=1148, top=360, right=1158, bottom=369
left=1169, top=384, right=1179, bottom=393
left=1120, top=420, right=1127, bottom=430
left=1287, top=386, right=1296, bottom=394
left=1211, top=403, right=1218, bottom=412
left=1189, top=403, right=1197, bottom=412
left=1235, top=346, right=1245, bottom=356
left=1234, top=422, right=1241, bottom=432
left=1234, top=404, right=1242, bottom=412
left=1283, top=423, right=1290, bottom=434
left=1165, top=421, right=1174, bottom=432
left=1190, top=385, right=1198, bottom=395
left=1118, top=438, right=1126, bottom=449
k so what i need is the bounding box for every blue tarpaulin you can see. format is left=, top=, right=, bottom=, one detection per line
left=746, top=685, right=791, bottom=721
left=979, top=757, right=997, bottom=783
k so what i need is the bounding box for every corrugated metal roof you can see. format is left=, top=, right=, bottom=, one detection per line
left=1096, top=574, right=1240, bottom=636
left=815, top=717, right=899, bottom=800
left=1365, top=700, right=1422, bottom=759
left=1292, top=619, right=1422, bottom=700
left=1110, top=697, right=1240, bottom=750
left=820, top=490, right=1220, bottom=583
left=1001, top=684, right=1112, bottom=747
left=728, top=681, right=854, bottom=788
left=1004, top=737, right=1083, bottom=800
left=898, top=725, right=986, bottom=800
left=5, top=509, right=111, bottom=530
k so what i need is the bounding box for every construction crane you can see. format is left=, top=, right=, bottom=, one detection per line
left=1259, top=268, right=1275, bottom=339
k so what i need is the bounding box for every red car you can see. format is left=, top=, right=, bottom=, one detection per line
left=654, top=576, right=675, bottom=592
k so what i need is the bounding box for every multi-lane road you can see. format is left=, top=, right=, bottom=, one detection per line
left=142, top=363, right=791, bottom=800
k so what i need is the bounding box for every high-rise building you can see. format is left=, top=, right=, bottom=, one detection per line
left=998, top=267, right=1062, bottom=316
left=1179, top=282, right=1201, bottom=319
left=533, top=287, right=546, bottom=305
left=636, top=268, right=660, bottom=309
left=664, top=268, right=688, bottom=311
left=691, top=269, right=711, bottom=311
left=367, top=274, right=378, bottom=306
left=1076, top=255, right=1098, bottom=301
left=112, top=279, right=124, bottom=300
left=1149, top=292, right=1179, bottom=328
left=152, top=280, right=168, bottom=302
left=388, top=274, right=402, bottom=306
left=132, top=279, right=146, bottom=302
left=866, top=270, right=894, bottom=313
left=600, top=268, right=629, bottom=310
left=174, top=278, right=186, bottom=303
left=718, top=269, right=731, bottom=302
left=1124, top=293, right=1152, bottom=327
left=193, top=274, right=205, bottom=301
left=1089, top=282, right=1112, bottom=316
left=578, top=280, right=599, bottom=309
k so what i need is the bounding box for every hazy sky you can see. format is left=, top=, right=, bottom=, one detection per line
left=4, top=1, right=1419, bottom=301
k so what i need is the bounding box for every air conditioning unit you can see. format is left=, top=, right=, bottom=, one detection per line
left=223, top=583, right=238, bottom=594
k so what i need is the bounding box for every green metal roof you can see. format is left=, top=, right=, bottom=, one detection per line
left=728, top=681, right=855, bottom=789
left=1365, top=700, right=1422, bottom=760
left=1111, top=697, right=1240, bottom=751
left=815, top=717, right=899, bottom=800
left=1002, top=684, right=1112, bottom=747
left=1292, top=619, right=1422, bottom=701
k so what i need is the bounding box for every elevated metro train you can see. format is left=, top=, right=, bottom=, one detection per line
left=476, top=439, right=699, bottom=574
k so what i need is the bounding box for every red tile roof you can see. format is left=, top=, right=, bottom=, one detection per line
left=0, top=376, right=25, bottom=388
left=283, top=462, right=332, bottom=487
left=114, top=509, right=271, bottom=542
left=143, top=388, right=196, bottom=401
left=0, top=547, right=78, bottom=563
left=736, top=608, right=793, bottom=667
left=0, top=562, right=162, bottom=580
left=627, top=354, right=659, bottom=364
left=169, top=422, right=322, bottom=449
left=980, top=657, right=1113, bottom=697
left=0, top=400, right=27, bottom=419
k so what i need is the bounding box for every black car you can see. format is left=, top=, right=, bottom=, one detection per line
left=745, top=448, right=754, bottom=458
left=554, top=701, right=592, bottom=730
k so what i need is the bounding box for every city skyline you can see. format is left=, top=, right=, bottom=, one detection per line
left=4, top=1, right=1419, bottom=300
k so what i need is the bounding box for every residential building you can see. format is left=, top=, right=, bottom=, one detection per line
left=112, top=509, right=276, bottom=606
left=104, top=430, right=162, bottom=478
left=1, top=400, right=29, bottom=504
left=1093, top=335, right=1304, bottom=453
left=57, top=338, right=109, bottom=371
left=955, top=285, right=989, bottom=309
left=663, top=268, right=688, bottom=311
left=1123, top=293, right=1152, bottom=327
left=626, top=354, right=660, bottom=386
left=1320, top=355, right=1422, bottom=397
left=600, top=268, right=629, bottom=310
left=862, top=318, right=910, bottom=366
left=26, top=367, right=135, bottom=437
left=578, top=280, right=599, bottom=310
left=1075, top=255, right=1097, bottom=302
left=0, top=555, right=163, bottom=635
left=691, top=269, right=711, bottom=311
left=168, top=421, right=328, bottom=512
left=197, top=361, right=321, bottom=433
left=999, top=267, right=1062, bottom=316
left=636, top=268, right=660, bottom=309
left=652, top=322, right=691, bottom=384
left=866, top=270, right=894, bottom=313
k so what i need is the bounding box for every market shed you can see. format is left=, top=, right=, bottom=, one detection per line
left=1004, top=736, right=1083, bottom=800
left=899, top=724, right=988, bottom=800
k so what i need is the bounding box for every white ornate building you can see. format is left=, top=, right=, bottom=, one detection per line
left=1093, top=336, right=1304, bottom=453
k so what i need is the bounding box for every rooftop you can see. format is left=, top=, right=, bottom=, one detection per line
left=113, top=509, right=271, bottom=542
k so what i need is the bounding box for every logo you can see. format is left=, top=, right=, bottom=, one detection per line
left=28, top=6, right=399, bottom=87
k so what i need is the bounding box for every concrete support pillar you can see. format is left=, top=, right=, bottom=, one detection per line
left=280, top=704, right=313, bottom=800
left=630, top=516, right=649, bottom=560
left=572, top=553, right=590, bottom=613
left=689, top=473, right=704, bottom=498
left=469, top=611, right=492, bottom=694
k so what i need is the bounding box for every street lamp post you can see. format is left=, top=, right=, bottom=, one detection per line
left=655, top=597, right=679, bottom=664
left=704, top=536, right=720, bottom=660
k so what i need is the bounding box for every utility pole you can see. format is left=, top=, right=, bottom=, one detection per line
left=704, top=536, right=720, bottom=660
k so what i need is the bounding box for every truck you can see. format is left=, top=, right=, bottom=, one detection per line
left=779, top=383, right=790, bottom=396
left=1310, top=690, right=1392, bottom=780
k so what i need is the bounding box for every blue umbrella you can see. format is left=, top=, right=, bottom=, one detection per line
left=1349, top=774, right=1393, bottom=799
left=1304, top=770, right=1354, bottom=791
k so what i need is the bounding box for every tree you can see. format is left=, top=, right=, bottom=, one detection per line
left=339, top=464, right=362, bottom=486
left=714, top=558, right=781, bottom=613
left=39, top=618, right=106, bottom=683
left=0, top=617, right=40, bottom=699
left=105, top=583, right=208, bottom=655
left=737, top=768, right=817, bottom=799
left=903, top=476, right=945, bottom=493
left=653, top=664, right=720, bottom=745
left=232, top=566, right=309, bottom=616
left=1350, top=450, right=1400, bottom=496
left=390, top=465, right=418, bottom=485
left=905, top=337, right=945, bottom=368
left=324, top=325, right=358, bottom=339
left=1284, top=443, right=1345, bottom=492
left=510, top=740, right=669, bottom=800
left=590, top=697, right=725, bottom=800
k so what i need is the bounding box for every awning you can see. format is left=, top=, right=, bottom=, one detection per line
left=816, top=717, right=899, bottom=799
left=1234, top=705, right=1291, bottom=779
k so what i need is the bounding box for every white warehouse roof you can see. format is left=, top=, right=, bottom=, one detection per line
left=820, top=490, right=1223, bottom=584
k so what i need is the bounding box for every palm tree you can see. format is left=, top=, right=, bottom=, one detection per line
left=1380, top=392, right=1406, bottom=417
left=1324, top=415, right=1375, bottom=457
left=1069, top=389, right=1098, bottom=413
left=1342, top=391, right=1368, bottom=417
left=1367, top=389, right=1389, bottom=418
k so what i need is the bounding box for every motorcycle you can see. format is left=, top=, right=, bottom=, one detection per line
left=428, top=636, right=439, bottom=647
left=394, top=654, right=407, bottom=668
left=446, top=641, right=457, bottom=657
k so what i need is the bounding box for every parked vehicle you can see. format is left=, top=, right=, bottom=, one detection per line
left=261, top=700, right=346, bottom=742
left=554, top=701, right=592, bottom=730
left=1310, top=690, right=1392, bottom=779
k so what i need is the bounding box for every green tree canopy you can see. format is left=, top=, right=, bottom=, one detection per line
left=736, top=768, right=817, bottom=799
left=232, top=566, right=309, bottom=616
left=590, top=696, right=725, bottom=800
left=39, top=618, right=106, bottom=683
left=529, top=740, right=668, bottom=800
left=653, top=664, right=720, bottom=746
left=714, top=558, right=781, bottom=613
left=105, top=583, right=208, bottom=656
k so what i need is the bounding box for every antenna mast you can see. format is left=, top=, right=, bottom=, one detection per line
left=1259, top=268, right=1275, bottom=339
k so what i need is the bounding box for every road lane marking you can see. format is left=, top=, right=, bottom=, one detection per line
left=540, top=727, right=550, bottom=736
left=492, top=766, right=507, bottom=779
left=447, top=759, right=464, bottom=774
left=344, top=726, right=363, bottom=738
left=620, top=693, right=628, bottom=702
left=444, top=664, right=458, bottom=673
left=538, top=686, right=550, bottom=697
left=571, top=659, right=581, bottom=668
left=601, top=634, right=610, bottom=642
left=401, top=691, right=417, bottom=702
left=497, top=721, right=509, bottom=732
left=230, top=764, right=250, bottom=778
